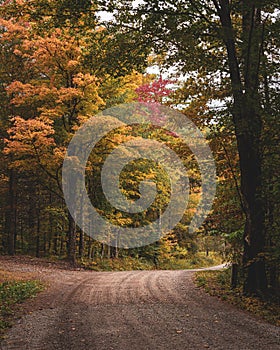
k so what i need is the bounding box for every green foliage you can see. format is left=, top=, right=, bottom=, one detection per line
left=159, top=253, right=222, bottom=270
left=222, top=230, right=243, bottom=264
left=1, top=0, right=279, bottom=296
left=104, top=0, right=280, bottom=296
left=0, top=280, right=44, bottom=334
left=79, top=252, right=222, bottom=271
left=80, top=257, right=154, bottom=271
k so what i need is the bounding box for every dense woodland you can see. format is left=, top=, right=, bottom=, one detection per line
left=0, top=0, right=279, bottom=297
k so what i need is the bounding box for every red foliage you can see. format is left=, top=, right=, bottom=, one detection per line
left=135, top=76, right=174, bottom=104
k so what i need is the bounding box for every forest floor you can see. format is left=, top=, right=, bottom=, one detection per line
left=0, top=256, right=279, bottom=350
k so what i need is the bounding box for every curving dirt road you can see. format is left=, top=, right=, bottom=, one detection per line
left=0, top=259, right=279, bottom=350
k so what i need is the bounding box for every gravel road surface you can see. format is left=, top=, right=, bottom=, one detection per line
left=0, top=258, right=279, bottom=350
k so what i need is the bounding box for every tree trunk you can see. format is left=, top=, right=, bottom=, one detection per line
left=5, top=169, right=17, bottom=256
left=67, top=212, right=76, bottom=265
left=233, top=98, right=267, bottom=295
left=79, top=229, right=84, bottom=258
left=36, top=213, right=40, bottom=258
left=107, top=244, right=111, bottom=259
left=217, top=0, right=268, bottom=296
left=59, top=235, right=64, bottom=257
left=101, top=243, right=105, bottom=259
left=87, top=237, right=92, bottom=259
left=231, top=263, right=239, bottom=289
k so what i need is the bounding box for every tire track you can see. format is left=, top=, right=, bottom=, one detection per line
left=1, top=267, right=280, bottom=350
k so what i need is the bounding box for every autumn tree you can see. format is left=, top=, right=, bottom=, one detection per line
left=0, top=0, right=150, bottom=262
left=103, top=0, right=280, bottom=295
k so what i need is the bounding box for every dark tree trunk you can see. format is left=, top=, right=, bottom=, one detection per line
left=79, top=229, right=84, bottom=258
left=5, top=169, right=17, bottom=256
left=53, top=233, right=58, bottom=255
left=231, top=263, right=239, bottom=289
left=59, top=235, right=64, bottom=257
left=234, top=98, right=267, bottom=295
left=216, top=0, right=268, bottom=295
left=20, top=218, right=24, bottom=251
left=67, top=212, right=77, bottom=265
left=36, top=213, right=40, bottom=258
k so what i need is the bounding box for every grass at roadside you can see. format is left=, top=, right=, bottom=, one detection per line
left=0, top=271, right=44, bottom=339
left=195, top=268, right=280, bottom=326
left=80, top=253, right=222, bottom=271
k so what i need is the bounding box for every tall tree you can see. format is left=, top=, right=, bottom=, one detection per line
left=103, top=0, right=280, bottom=295
left=0, top=0, right=150, bottom=262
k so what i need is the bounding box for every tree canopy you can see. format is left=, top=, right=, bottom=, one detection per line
left=0, top=0, right=279, bottom=296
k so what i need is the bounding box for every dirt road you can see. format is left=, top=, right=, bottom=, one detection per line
left=0, top=258, right=279, bottom=350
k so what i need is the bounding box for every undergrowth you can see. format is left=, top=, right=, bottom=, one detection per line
left=79, top=253, right=222, bottom=271
left=0, top=280, right=44, bottom=338
left=195, top=268, right=280, bottom=326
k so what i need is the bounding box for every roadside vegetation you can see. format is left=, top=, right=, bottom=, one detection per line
left=0, top=0, right=279, bottom=300
left=195, top=269, right=280, bottom=327
left=0, top=270, right=44, bottom=339
left=79, top=252, right=222, bottom=271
